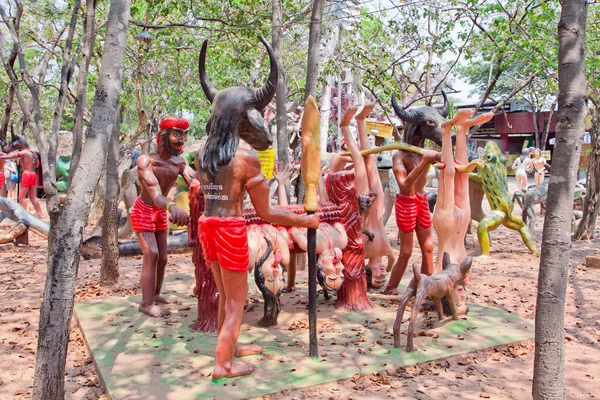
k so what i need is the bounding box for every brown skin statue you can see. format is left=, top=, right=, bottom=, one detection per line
left=384, top=92, right=448, bottom=295
left=393, top=253, right=472, bottom=352
left=197, top=36, right=318, bottom=380
left=133, top=117, right=194, bottom=318
left=384, top=147, right=440, bottom=294
left=0, top=134, right=44, bottom=218
left=432, top=109, right=494, bottom=270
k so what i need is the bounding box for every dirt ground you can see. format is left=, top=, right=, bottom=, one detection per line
left=0, top=177, right=599, bottom=399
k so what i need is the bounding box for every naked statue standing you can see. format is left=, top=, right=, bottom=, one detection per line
left=133, top=117, right=194, bottom=318
left=197, top=36, right=318, bottom=380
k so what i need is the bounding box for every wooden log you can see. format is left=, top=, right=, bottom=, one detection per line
left=80, top=231, right=190, bottom=260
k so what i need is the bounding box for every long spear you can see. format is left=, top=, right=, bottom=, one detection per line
left=301, top=95, right=320, bottom=358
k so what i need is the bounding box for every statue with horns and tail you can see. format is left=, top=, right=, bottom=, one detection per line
left=195, top=35, right=318, bottom=380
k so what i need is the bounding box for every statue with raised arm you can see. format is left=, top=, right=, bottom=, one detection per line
left=133, top=117, right=194, bottom=318
left=197, top=36, right=318, bottom=380
left=0, top=133, right=44, bottom=218
left=384, top=92, right=448, bottom=295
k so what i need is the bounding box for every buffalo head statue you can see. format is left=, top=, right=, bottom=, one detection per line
left=391, top=91, right=449, bottom=147
left=198, top=35, right=277, bottom=176
left=4, top=131, right=30, bottom=153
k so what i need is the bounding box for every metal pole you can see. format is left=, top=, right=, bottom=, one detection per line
left=307, top=216, right=318, bottom=357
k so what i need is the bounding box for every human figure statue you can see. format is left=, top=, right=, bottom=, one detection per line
left=197, top=36, right=318, bottom=380
left=336, top=106, right=391, bottom=288
left=0, top=134, right=44, bottom=218
left=383, top=92, right=447, bottom=295
left=512, top=148, right=533, bottom=191
left=432, top=109, right=494, bottom=270
left=532, top=148, right=547, bottom=186
left=132, top=117, right=194, bottom=318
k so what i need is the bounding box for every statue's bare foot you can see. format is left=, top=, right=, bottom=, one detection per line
left=383, top=287, right=399, bottom=296
left=283, top=285, right=296, bottom=293
left=138, top=304, right=170, bottom=318
left=235, top=344, right=263, bottom=357
left=212, top=361, right=255, bottom=380
left=154, top=295, right=180, bottom=304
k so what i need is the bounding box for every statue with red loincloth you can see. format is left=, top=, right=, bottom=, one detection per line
left=133, top=117, right=195, bottom=318
left=197, top=36, right=318, bottom=380
left=0, top=134, right=44, bottom=218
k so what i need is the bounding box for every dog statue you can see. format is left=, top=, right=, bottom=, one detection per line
left=393, top=253, right=472, bottom=352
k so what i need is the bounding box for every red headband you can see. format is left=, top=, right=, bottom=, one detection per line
left=158, top=117, right=189, bottom=145
left=159, top=117, right=189, bottom=130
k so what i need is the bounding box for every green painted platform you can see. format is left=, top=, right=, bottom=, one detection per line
left=75, top=274, right=533, bottom=400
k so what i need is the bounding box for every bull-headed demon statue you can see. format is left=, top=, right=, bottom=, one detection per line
left=384, top=92, right=448, bottom=295
left=195, top=35, right=318, bottom=380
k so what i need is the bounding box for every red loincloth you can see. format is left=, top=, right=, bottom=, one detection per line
left=0, top=174, right=4, bottom=189
left=198, top=215, right=249, bottom=273
left=130, top=196, right=168, bottom=232
left=395, top=192, right=432, bottom=233
left=21, top=171, right=37, bottom=188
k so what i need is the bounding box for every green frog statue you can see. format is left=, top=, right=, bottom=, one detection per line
left=56, top=155, right=71, bottom=193
left=469, top=141, right=538, bottom=256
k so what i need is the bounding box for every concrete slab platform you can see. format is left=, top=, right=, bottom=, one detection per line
left=75, top=274, right=533, bottom=400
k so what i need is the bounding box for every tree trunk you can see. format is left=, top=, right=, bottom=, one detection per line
left=541, top=98, right=558, bottom=151
left=69, top=0, right=97, bottom=182
left=532, top=1, right=588, bottom=399
left=533, top=110, right=541, bottom=149
left=100, top=110, right=121, bottom=285
left=574, top=109, right=600, bottom=240
left=320, top=77, right=332, bottom=156
left=32, top=1, right=131, bottom=398
left=0, top=2, right=21, bottom=142
left=304, top=0, right=326, bottom=100
left=272, top=0, right=288, bottom=169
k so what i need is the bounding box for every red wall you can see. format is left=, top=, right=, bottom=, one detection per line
left=494, top=111, right=558, bottom=135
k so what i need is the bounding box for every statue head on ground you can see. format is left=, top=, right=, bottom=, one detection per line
left=158, top=117, right=189, bottom=157
left=317, top=247, right=345, bottom=291
left=198, top=35, right=277, bottom=175
left=391, top=91, right=448, bottom=147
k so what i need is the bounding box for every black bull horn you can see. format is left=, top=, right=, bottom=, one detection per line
left=198, top=35, right=278, bottom=110
left=391, top=90, right=449, bottom=121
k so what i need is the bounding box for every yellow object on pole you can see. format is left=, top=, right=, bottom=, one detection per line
left=301, top=95, right=321, bottom=212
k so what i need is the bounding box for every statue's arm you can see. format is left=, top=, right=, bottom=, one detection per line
left=180, top=159, right=196, bottom=187
left=0, top=151, right=19, bottom=160
left=136, top=155, right=170, bottom=209
left=245, top=154, right=318, bottom=229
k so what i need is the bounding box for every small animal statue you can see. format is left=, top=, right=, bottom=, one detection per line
left=512, top=181, right=549, bottom=232
left=393, top=253, right=472, bottom=352
left=469, top=141, right=538, bottom=256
